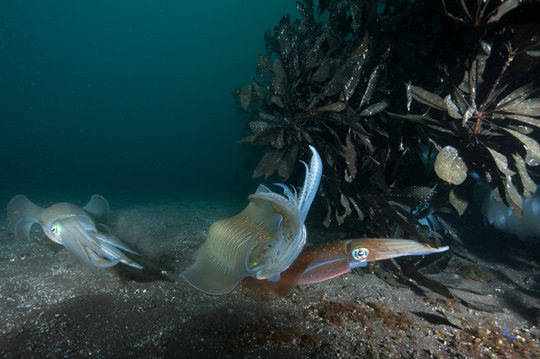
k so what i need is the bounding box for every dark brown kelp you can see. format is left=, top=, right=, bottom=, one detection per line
left=402, top=0, right=540, bottom=217
left=233, top=0, right=540, bottom=243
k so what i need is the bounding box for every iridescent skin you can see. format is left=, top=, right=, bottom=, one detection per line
left=7, top=195, right=141, bottom=269
left=245, top=238, right=449, bottom=296
left=179, top=185, right=304, bottom=295
left=180, top=146, right=323, bottom=295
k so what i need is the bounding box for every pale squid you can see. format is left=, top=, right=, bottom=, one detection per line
left=7, top=195, right=142, bottom=269
left=180, top=145, right=323, bottom=295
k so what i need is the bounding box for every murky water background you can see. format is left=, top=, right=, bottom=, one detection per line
left=0, top=0, right=297, bottom=199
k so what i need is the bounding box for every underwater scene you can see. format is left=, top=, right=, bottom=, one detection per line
left=1, top=0, right=540, bottom=358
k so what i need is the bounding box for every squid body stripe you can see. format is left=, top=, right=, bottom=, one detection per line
left=210, top=219, right=269, bottom=271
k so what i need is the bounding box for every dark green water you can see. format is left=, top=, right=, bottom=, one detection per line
left=0, top=1, right=297, bottom=199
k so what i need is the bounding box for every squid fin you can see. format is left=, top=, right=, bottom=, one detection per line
left=82, top=195, right=109, bottom=224
left=13, top=218, right=40, bottom=242
left=7, top=195, right=43, bottom=241
left=180, top=243, right=245, bottom=295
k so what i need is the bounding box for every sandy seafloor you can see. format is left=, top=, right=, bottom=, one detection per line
left=0, top=191, right=539, bottom=359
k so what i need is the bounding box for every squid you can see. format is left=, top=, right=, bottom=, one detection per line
left=245, top=238, right=450, bottom=296
left=180, top=145, right=323, bottom=295
left=7, top=195, right=142, bottom=269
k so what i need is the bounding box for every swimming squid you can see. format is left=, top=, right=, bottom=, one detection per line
left=7, top=195, right=142, bottom=269
left=180, top=145, right=323, bottom=295
left=245, top=238, right=450, bottom=296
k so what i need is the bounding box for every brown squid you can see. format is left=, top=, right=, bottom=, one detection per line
left=245, top=238, right=449, bottom=296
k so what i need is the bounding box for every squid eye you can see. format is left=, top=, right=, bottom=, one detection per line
left=51, top=224, right=58, bottom=234
left=351, top=248, right=369, bottom=261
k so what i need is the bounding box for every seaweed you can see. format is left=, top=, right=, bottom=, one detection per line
left=233, top=0, right=540, bottom=241
left=403, top=0, right=540, bottom=216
